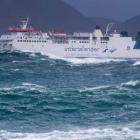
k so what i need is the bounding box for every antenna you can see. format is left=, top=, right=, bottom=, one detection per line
left=20, top=17, right=30, bottom=29
left=105, top=23, right=114, bottom=36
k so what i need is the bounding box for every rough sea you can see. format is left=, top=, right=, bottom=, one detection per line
left=0, top=51, right=140, bottom=140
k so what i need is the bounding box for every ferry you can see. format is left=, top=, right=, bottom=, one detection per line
left=0, top=18, right=140, bottom=58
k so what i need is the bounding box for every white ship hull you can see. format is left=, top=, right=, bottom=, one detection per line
left=6, top=40, right=139, bottom=59
left=0, top=18, right=140, bottom=59
left=0, top=38, right=140, bottom=59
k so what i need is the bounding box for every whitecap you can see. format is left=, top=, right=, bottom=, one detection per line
left=104, top=73, right=112, bottom=76
left=29, top=53, right=37, bottom=57
left=12, top=61, right=19, bottom=63
left=121, top=80, right=140, bottom=87
left=40, top=58, right=46, bottom=61
left=0, top=83, right=47, bottom=93
left=133, top=61, right=140, bottom=66
left=44, top=53, right=126, bottom=65
left=65, top=58, right=126, bottom=65
left=80, top=85, right=110, bottom=92
left=12, top=69, right=20, bottom=72
left=0, top=127, right=140, bottom=140
left=21, top=83, right=36, bottom=86
left=21, top=83, right=47, bottom=92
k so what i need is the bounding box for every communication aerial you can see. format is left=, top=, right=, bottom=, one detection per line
left=105, top=23, right=114, bottom=36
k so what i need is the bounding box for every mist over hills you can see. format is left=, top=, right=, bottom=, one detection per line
left=0, top=0, right=139, bottom=35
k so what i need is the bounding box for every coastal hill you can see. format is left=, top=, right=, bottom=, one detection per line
left=121, top=15, right=140, bottom=36
left=0, top=0, right=139, bottom=36
left=0, top=0, right=115, bottom=32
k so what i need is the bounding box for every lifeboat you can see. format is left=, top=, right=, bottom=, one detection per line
left=53, top=32, right=67, bottom=37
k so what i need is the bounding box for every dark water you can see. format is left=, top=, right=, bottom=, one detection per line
left=0, top=52, right=140, bottom=139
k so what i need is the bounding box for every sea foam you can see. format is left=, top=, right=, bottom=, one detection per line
left=0, top=83, right=47, bottom=93
left=133, top=61, right=140, bottom=66
left=0, top=127, right=140, bottom=140
left=80, top=85, right=110, bottom=92
left=121, top=80, right=140, bottom=87
left=45, top=53, right=126, bottom=65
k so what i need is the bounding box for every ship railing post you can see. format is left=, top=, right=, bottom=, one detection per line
left=90, top=33, right=93, bottom=47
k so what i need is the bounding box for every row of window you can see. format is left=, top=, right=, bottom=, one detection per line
left=0, top=40, right=12, bottom=42
left=101, top=41, right=108, bottom=44
left=17, top=40, right=48, bottom=43
left=19, top=37, right=50, bottom=40
left=0, top=44, right=12, bottom=46
left=71, top=41, right=89, bottom=43
left=71, top=41, right=108, bottom=44
left=79, top=41, right=89, bottom=43
left=17, top=40, right=89, bottom=44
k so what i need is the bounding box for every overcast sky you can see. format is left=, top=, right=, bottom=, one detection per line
left=63, top=0, right=140, bottom=21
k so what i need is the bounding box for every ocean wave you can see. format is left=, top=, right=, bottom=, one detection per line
left=0, top=127, right=140, bottom=140
left=0, top=83, right=47, bottom=93
left=80, top=80, right=140, bottom=93
left=64, top=58, right=126, bottom=65
left=80, top=85, right=110, bottom=92
left=2, top=51, right=127, bottom=65
left=12, top=69, right=20, bottom=72
left=121, top=80, right=140, bottom=87
left=40, top=58, right=47, bottom=61
left=133, top=61, right=140, bottom=66
left=29, top=53, right=38, bottom=57
left=47, top=54, right=126, bottom=65
left=12, top=61, right=19, bottom=63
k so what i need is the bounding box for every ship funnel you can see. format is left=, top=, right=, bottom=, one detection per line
left=93, top=25, right=103, bottom=38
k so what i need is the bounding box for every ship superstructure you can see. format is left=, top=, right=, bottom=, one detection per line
left=0, top=18, right=140, bottom=58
